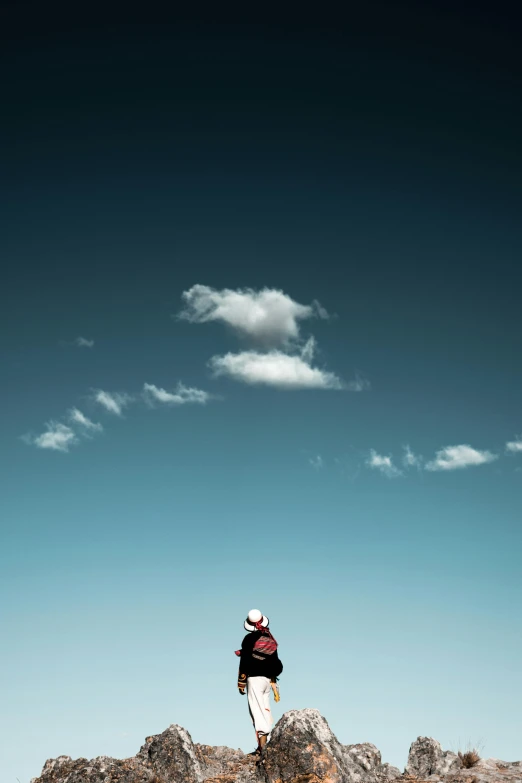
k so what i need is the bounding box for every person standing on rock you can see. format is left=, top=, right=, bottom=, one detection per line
left=236, top=609, right=283, bottom=755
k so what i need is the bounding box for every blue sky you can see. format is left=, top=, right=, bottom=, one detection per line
left=2, top=5, right=522, bottom=782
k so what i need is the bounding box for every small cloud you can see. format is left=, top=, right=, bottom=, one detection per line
left=506, top=438, right=522, bottom=454
left=93, top=390, right=132, bottom=416
left=178, top=284, right=328, bottom=346
left=24, top=421, right=78, bottom=452
left=68, top=408, right=103, bottom=433
left=425, top=444, right=498, bottom=472
left=309, top=455, right=324, bottom=469
left=403, top=445, right=423, bottom=469
left=366, top=449, right=402, bottom=478
left=209, top=344, right=343, bottom=390
left=300, top=335, right=317, bottom=364
left=143, top=382, right=210, bottom=406
left=345, top=372, right=371, bottom=392
left=74, top=336, right=94, bottom=348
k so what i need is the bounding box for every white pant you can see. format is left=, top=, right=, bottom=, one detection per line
left=247, top=676, right=272, bottom=737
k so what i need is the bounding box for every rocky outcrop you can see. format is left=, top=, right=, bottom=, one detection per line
left=261, top=709, right=399, bottom=783
left=32, top=724, right=262, bottom=783
left=32, top=710, right=522, bottom=783
left=34, top=753, right=157, bottom=783
left=195, top=744, right=260, bottom=783
left=136, top=725, right=203, bottom=783
left=344, top=743, right=400, bottom=780
left=405, top=737, right=522, bottom=783
left=406, top=737, right=461, bottom=778
left=448, top=758, right=522, bottom=783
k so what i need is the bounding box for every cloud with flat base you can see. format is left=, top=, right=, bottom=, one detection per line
left=178, top=284, right=328, bottom=347
left=425, top=444, right=498, bottom=471
left=209, top=337, right=343, bottom=390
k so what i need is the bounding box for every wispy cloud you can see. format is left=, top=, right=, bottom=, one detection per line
left=178, top=284, right=328, bottom=346
left=209, top=338, right=343, bottom=390
left=143, top=382, right=210, bottom=406
left=366, top=449, right=402, bottom=478
left=506, top=438, right=522, bottom=454
left=24, top=421, right=79, bottom=452
left=23, top=379, right=211, bottom=455
left=425, top=444, right=498, bottom=471
left=309, top=455, right=324, bottom=469
left=68, top=408, right=103, bottom=432
left=345, top=372, right=371, bottom=392
left=74, top=336, right=94, bottom=348
left=93, top=390, right=132, bottom=416
left=403, top=445, right=423, bottom=469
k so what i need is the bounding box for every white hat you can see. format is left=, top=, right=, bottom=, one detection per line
left=244, top=608, right=269, bottom=632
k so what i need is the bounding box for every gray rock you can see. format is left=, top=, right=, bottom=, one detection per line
left=406, top=737, right=461, bottom=778
left=441, top=756, right=522, bottom=783
left=33, top=754, right=155, bottom=783
left=195, top=743, right=260, bottom=783
left=345, top=743, right=382, bottom=772
left=376, top=763, right=402, bottom=780
left=32, top=709, right=522, bottom=783
left=137, top=724, right=203, bottom=783
left=261, top=708, right=385, bottom=783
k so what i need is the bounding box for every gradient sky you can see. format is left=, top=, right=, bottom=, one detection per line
left=2, top=4, right=522, bottom=782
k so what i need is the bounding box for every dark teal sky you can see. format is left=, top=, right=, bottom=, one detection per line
left=2, top=4, right=522, bottom=782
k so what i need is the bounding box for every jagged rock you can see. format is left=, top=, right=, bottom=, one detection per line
left=345, top=743, right=382, bottom=772
left=195, top=744, right=260, bottom=783
left=377, top=763, right=402, bottom=780
left=406, top=737, right=461, bottom=778
left=344, top=744, right=401, bottom=782
left=137, top=724, right=203, bottom=783
left=31, top=709, right=522, bottom=783
left=405, top=737, right=522, bottom=782
left=261, top=708, right=384, bottom=783
left=439, top=757, right=522, bottom=783
left=37, top=756, right=73, bottom=778
left=32, top=754, right=155, bottom=783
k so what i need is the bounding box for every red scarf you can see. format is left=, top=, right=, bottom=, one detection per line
left=234, top=624, right=277, bottom=656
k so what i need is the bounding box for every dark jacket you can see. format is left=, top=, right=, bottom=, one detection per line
left=238, top=630, right=283, bottom=680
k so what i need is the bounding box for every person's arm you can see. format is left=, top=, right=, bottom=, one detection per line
left=237, top=633, right=255, bottom=694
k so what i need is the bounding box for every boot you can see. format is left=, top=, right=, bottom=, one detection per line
left=258, top=734, right=268, bottom=751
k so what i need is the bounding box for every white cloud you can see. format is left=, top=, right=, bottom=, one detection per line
left=75, top=336, right=94, bottom=348
left=178, top=284, right=327, bottom=345
left=68, top=408, right=103, bottom=432
left=209, top=340, right=343, bottom=390
left=425, top=444, right=498, bottom=471
left=93, top=390, right=131, bottom=416
left=506, top=438, right=522, bottom=454
left=345, top=372, right=371, bottom=392
left=309, top=455, right=324, bottom=469
left=143, top=382, right=210, bottom=406
left=366, top=449, right=402, bottom=478
left=403, top=445, right=423, bottom=469
left=25, top=421, right=78, bottom=452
